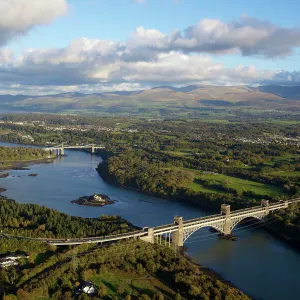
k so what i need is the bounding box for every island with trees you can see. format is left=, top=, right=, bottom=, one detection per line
left=71, top=194, right=116, bottom=207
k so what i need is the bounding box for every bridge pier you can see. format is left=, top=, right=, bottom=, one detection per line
left=172, top=216, right=184, bottom=249
left=261, top=199, right=270, bottom=215
left=221, top=204, right=231, bottom=235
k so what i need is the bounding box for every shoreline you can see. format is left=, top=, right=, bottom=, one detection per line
left=96, top=164, right=221, bottom=213
left=188, top=257, right=254, bottom=299
left=96, top=162, right=300, bottom=253
left=0, top=157, right=55, bottom=172
left=0, top=151, right=249, bottom=298
left=0, top=141, right=296, bottom=299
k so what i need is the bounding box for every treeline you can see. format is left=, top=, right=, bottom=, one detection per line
left=0, top=196, right=134, bottom=238
left=97, top=151, right=259, bottom=210
left=0, top=146, right=50, bottom=162
left=3, top=240, right=250, bottom=300
left=270, top=203, right=300, bottom=246
left=98, top=150, right=194, bottom=196
left=0, top=237, right=51, bottom=254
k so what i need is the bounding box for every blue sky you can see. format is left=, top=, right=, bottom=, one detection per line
left=1, top=0, right=300, bottom=94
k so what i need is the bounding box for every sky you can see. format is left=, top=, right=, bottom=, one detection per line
left=0, top=0, right=300, bottom=95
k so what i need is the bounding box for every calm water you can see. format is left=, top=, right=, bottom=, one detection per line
left=1, top=141, right=300, bottom=300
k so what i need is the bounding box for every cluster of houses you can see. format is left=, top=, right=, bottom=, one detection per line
left=0, top=253, right=29, bottom=268
left=234, top=135, right=300, bottom=146
left=0, top=120, right=139, bottom=134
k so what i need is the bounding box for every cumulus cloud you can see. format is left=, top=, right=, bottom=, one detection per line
left=123, top=16, right=300, bottom=58
left=0, top=40, right=283, bottom=93
left=0, top=0, right=68, bottom=46
left=0, top=15, right=300, bottom=94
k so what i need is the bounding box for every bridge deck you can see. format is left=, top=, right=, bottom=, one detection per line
left=2, top=198, right=299, bottom=246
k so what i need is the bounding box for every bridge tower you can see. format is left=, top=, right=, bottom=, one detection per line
left=221, top=204, right=231, bottom=235
left=172, top=216, right=184, bottom=248
left=261, top=199, right=270, bottom=215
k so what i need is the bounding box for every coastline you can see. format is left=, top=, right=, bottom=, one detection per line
left=95, top=163, right=221, bottom=213
left=0, top=141, right=297, bottom=299
left=189, top=258, right=254, bottom=299
left=0, top=157, right=55, bottom=172
left=96, top=161, right=300, bottom=253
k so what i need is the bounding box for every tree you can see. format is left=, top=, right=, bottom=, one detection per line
left=78, top=294, right=90, bottom=300
left=175, top=293, right=182, bottom=300
left=117, top=285, right=125, bottom=296
left=139, top=295, right=151, bottom=300
left=3, top=295, right=17, bottom=300
left=153, top=292, right=164, bottom=300
left=97, top=282, right=108, bottom=298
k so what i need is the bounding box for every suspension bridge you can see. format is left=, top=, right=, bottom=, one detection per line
left=45, top=143, right=105, bottom=155
left=5, top=198, right=298, bottom=249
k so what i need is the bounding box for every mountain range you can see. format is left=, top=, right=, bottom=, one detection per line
left=0, top=85, right=299, bottom=116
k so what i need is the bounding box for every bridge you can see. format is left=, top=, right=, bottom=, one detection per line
left=45, top=143, right=105, bottom=155
left=7, top=198, right=298, bottom=248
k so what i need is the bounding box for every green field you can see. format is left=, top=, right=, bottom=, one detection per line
left=264, top=154, right=298, bottom=167
left=187, top=180, right=225, bottom=194
left=177, top=167, right=285, bottom=197
left=198, top=173, right=284, bottom=197
left=91, top=272, right=176, bottom=298
left=270, top=171, right=300, bottom=177
left=163, top=150, right=194, bottom=156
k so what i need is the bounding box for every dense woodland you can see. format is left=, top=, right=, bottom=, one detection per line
left=0, top=114, right=299, bottom=240
left=0, top=196, right=134, bottom=238
left=0, top=198, right=250, bottom=300
left=0, top=239, right=250, bottom=300
left=271, top=203, right=300, bottom=246
left=0, top=146, right=51, bottom=163
left=1, top=115, right=300, bottom=296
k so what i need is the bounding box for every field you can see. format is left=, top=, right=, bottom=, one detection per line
left=91, top=272, right=176, bottom=298
left=177, top=167, right=285, bottom=197
left=270, top=171, right=300, bottom=177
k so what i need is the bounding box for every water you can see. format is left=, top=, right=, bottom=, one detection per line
left=1, top=141, right=300, bottom=300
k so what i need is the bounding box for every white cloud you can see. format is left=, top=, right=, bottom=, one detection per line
left=124, top=16, right=300, bottom=58
left=0, top=41, right=286, bottom=93
left=0, top=14, right=300, bottom=94
left=0, top=0, right=68, bottom=46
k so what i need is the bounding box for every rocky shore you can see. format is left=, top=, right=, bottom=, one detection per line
left=0, top=158, right=54, bottom=172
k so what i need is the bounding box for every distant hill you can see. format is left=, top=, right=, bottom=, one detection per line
left=0, top=85, right=299, bottom=115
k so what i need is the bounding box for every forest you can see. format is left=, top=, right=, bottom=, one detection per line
left=0, top=146, right=51, bottom=164
left=1, top=114, right=299, bottom=242
left=0, top=198, right=250, bottom=300
left=0, top=196, right=135, bottom=239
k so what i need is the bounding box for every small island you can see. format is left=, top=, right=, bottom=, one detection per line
left=71, top=194, right=116, bottom=207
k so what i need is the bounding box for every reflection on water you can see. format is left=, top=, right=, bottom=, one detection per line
left=1, top=141, right=300, bottom=300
